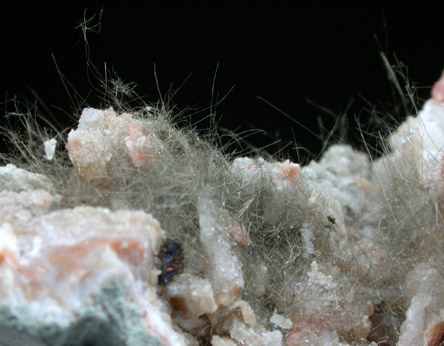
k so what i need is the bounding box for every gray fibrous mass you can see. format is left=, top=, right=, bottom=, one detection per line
left=0, top=75, right=444, bottom=346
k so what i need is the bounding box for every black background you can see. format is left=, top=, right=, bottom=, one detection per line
left=1, top=2, right=443, bottom=161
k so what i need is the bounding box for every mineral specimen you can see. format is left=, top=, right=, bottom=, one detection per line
left=2, top=73, right=444, bottom=345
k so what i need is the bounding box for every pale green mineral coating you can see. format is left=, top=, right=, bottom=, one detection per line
left=0, top=281, right=163, bottom=346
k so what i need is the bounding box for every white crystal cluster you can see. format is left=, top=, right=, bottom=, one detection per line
left=66, top=108, right=163, bottom=182
left=383, top=77, right=444, bottom=346
left=2, top=75, right=444, bottom=345
left=0, top=177, right=188, bottom=344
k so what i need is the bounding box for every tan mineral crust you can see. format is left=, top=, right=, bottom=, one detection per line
left=1, top=77, right=444, bottom=345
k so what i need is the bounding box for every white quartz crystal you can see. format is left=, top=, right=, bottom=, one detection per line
left=231, top=157, right=300, bottom=191
left=43, top=138, right=57, bottom=160
left=198, top=197, right=244, bottom=307
left=302, top=144, right=371, bottom=217
left=211, top=335, right=238, bottom=346
left=288, top=261, right=374, bottom=342
left=228, top=318, right=283, bottom=346
left=0, top=164, right=53, bottom=192
left=164, top=274, right=217, bottom=317
left=375, top=99, right=444, bottom=185
left=397, top=263, right=444, bottom=346
left=0, top=189, right=56, bottom=231
left=302, top=145, right=390, bottom=283
left=390, top=100, right=444, bottom=162
left=270, top=311, right=293, bottom=330
left=286, top=326, right=351, bottom=346
left=66, top=108, right=162, bottom=182
left=0, top=191, right=190, bottom=345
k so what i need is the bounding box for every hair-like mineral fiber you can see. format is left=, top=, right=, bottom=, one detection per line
left=2, top=15, right=444, bottom=345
